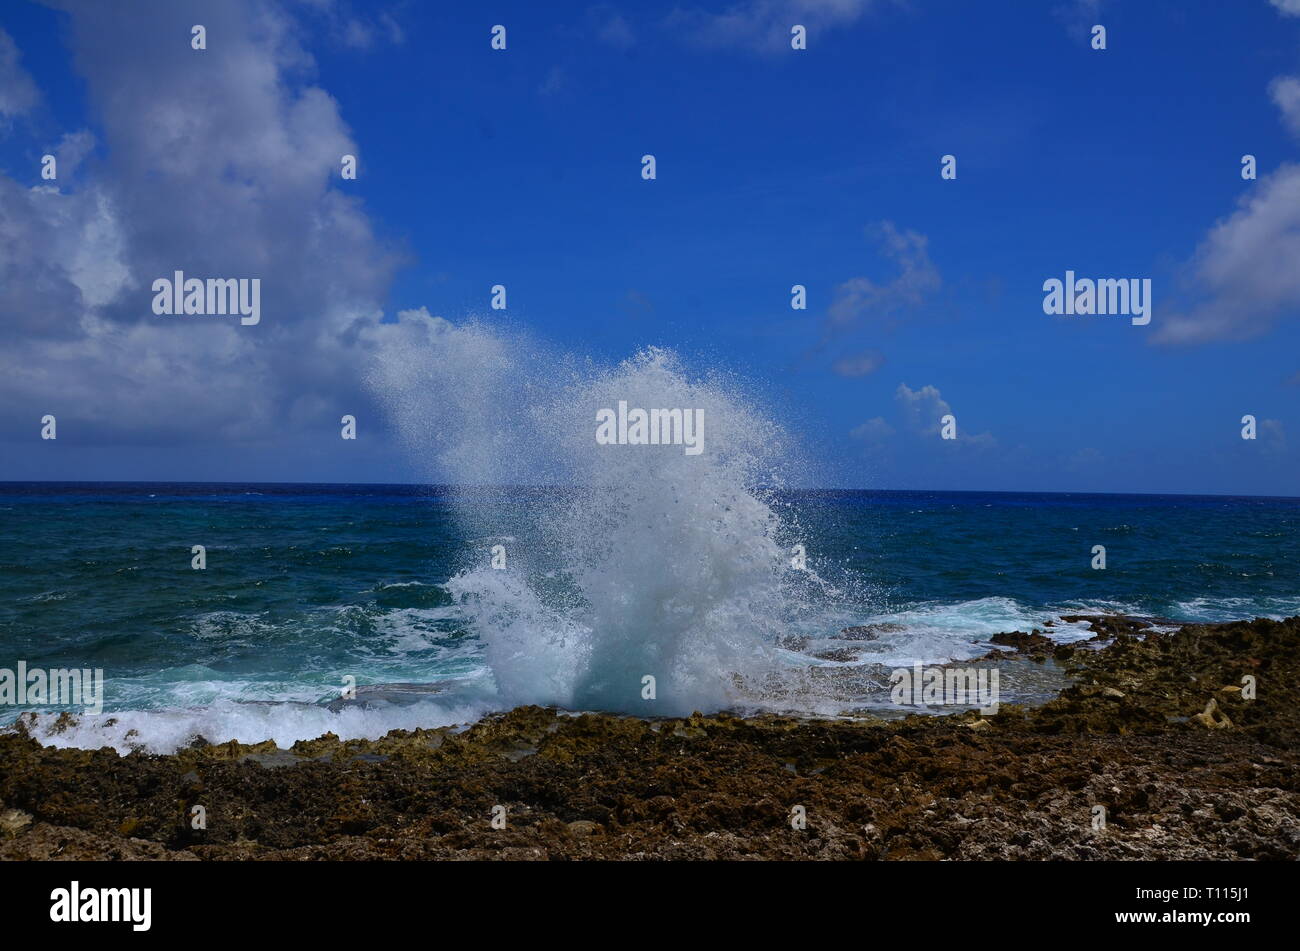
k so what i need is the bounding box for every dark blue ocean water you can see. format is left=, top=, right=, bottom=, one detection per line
left=2, top=482, right=1297, bottom=749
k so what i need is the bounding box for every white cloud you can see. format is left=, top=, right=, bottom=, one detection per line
left=1270, top=76, right=1300, bottom=138
left=667, top=0, right=876, bottom=54
left=849, top=416, right=893, bottom=443
left=1154, top=164, right=1300, bottom=344
left=0, top=28, right=39, bottom=122
left=831, top=350, right=884, bottom=377
left=297, top=0, right=405, bottom=50
left=827, top=222, right=940, bottom=330
left=342, top=19, right=376, bottom=49
left=0, top=0, right=402, bottom=445
left=1051, top=0, right=1108, bottom=46
left=52, top=130, right=96, bottom=178
left=1154, top=6, right=1300, bottom=346
left=592, top=6, right=636, bottom=48
left=895, top=383, right=951, bottom=436
left=894, top=382, right=996, bottom=448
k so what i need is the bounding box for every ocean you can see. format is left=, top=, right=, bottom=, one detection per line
left=2, top=481, right=1297, bottom=752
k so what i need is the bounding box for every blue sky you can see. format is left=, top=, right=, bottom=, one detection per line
left=2, top=0, right=1299, bottom=494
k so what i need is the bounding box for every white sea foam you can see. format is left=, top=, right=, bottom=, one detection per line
left=1170, top=596, right=1300, bottom=623
left=14, top=696, right=495, bottom=755
left=12, top=583, right=1267, bottom=752
left=368, top=318, right=809, bottom=716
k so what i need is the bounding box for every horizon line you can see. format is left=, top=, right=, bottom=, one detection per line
left=2, top=479, right=1299, bottom=502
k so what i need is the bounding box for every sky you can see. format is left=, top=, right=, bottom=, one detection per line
left=1, top=0, right=1299, bottom=495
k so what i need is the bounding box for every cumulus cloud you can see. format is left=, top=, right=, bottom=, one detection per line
left=0, top=178, right=128, bottom=340
left=894, top=383, right=996, bottom=448
left=0, top=0, right=403, bottom=445
left=666, top=0, right=876, bottom=54
left=894, top=383, right=951, bottom=436
left=1154, top=164, right=1300, bottom=344
left=1155, top=1, right=1300, bottom=345
left=1270, top=76, right=1300, bottom=138
left=848, top=383, right=995, bottom=454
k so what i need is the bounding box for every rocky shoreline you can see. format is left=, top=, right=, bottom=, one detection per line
left=2, top=615, right=1298, bottom=860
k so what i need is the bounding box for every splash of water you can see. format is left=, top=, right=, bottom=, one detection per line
left=367, top=314, right=812, bottom=716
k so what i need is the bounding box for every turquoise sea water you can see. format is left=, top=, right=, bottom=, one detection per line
left=2, top=482, right=1297, bottom=750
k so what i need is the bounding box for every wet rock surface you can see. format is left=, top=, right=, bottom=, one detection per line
left=983, top=629, right=1075, bottom=662
left=1, top=616, right=1298, bottom=860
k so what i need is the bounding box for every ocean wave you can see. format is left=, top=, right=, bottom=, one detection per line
left=1169, top=596, right=1300, bottom=623
left=9, top=695, right=496, bottom=755
left=23, top=590, right=69, bottom=603
left=188, top=610, right=274, bottom=642
left=8, top=588, right=1287, bottom=753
